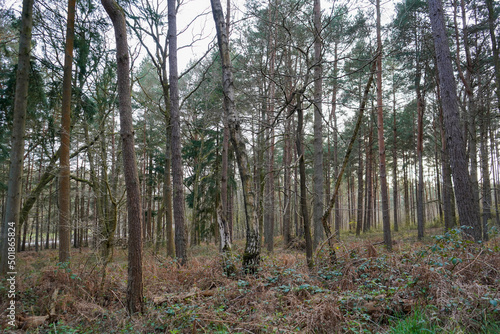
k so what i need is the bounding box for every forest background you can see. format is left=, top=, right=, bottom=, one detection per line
left=0, top=0, right=500, bottom=332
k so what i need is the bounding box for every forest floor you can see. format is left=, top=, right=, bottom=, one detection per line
left=1, top=225, right=500, bottom=333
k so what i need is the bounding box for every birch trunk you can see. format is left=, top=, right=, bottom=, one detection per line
left=211, top=0, right=260, bottom=272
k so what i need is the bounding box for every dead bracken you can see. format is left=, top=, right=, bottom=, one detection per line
left=1, top=230, right=499, bottom=333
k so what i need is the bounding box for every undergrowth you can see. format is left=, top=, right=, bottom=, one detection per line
left=1, top=227, right=499, bottom=333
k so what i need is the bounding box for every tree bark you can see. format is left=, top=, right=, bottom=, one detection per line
left=480, top=88, right=491, bottom=241
left=416, top=89, right=425, bottom=240
left=356, top=134, right=364, bottom=236
left=486, top=0, right=500, bottom=110
left=375, top=0, right=392, bottom=250
left=283, top=47, right=293, bottom=247
left=392, top=74, right=398, bottom=232
left=264, top=0, right=277, bottom=253
left=427, top=0, right=481, bottom=240
left=312, top=0, right=324, bottom=249
left=211, top=0, right=260, bottom=272
left=296, top=93, right=314, bottom=268
left=101, top=0, right=144, bottom=314
left=168, top=0, right=187, bottom=264
left=58, top=0, right=76, bottom=264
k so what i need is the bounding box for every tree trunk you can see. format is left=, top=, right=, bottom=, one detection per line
left=403, top=151, right=410, bottom=224
left=332, top=72, right=340, bottom=238
left=264, top=1, right=277, bottom=253
left=437, top=79, right=456, bottom=231
left=480, top=91, right=491, bottom=241
left=46, top=183, right=52, bottom=249
left=486, top=0, right=500, bottom=110
left=219, top=0, right=233, bottom=258
left=211, top=0, right=260, bottom=272
left=375, top=0, right=392, bottom=250
left=322, top=61, right=376, bottom=257
left=101, top=0, right=144, bottom=314
left=283, top=47, right=293, bottom=247
left=58, top=0, right=76, bottom=264
left=356, top=135, right=364, bottom=236
left=416, top=91, right=425, bottom=240
left=455, top=0, right=480, bottom=225
left=1, top=0, right=34, bottom=265
left=168, top=0, right=187, bottom=264
left=427, top=0, right=481, bottom=240
left=312, top=0, right=324, bottom=249
left=392, top=75, right=399, bottom=232
left=490, top=127, right=500, bottom=226
left=365, top=120, right=373, bottom=232
left=296, top=93, right=314, bottom=268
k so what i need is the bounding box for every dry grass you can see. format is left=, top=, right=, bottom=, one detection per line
left=1, top=229, right=500, bottom=333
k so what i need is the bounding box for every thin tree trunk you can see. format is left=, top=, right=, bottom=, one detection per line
left=168, top=0, right=187, bottom=264
left=296, top=94, right=314, bottom=268
left=403, top=151, right=410, bottom=224
left=356, top=135, right=364, bottom=236
left=211, top=0, right=260, bottom=272
left=35, top=159, right=41, bottom=252
left=333, top=83, right=340, bottom=239
left=480, top=90, right=491, bottom=241
left=220, top=0, right=233, bottom=252
left=161, top=82, right=175, bottom=257
left=101, top=0, right=144, bottom=314
left=322, top=61, right=376, bottom=257
left=365, top=122, right=373, bottom=233
left=490, top=127, right=500, bottom=226
left=58, top=0, right=76, bottom=263
left=417, top=91, right=425, bottom=240
left=0, top=0, right=33, bottom=272
left=283, top=47, right=293, bottom=247
left=46, top=183, right=52, bottom=249
left=392, top=74, right=399, bottom=232
left=264, top=0, right=277, bottom=252
left=312, top=0, right=324, bottom=249
left=486, top=0, right=500, bottom=110
left=375, top=0, right=392, bottom=250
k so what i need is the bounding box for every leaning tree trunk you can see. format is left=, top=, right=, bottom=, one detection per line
left=101, top=0, right=144, bottom=314
left=211, top=0, right=260, bottom=273
left=168, top=0, right=187, bottom=265
left=322, top=61, right=376, bottom=261
left=427, top=0, right=481, bottom=240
